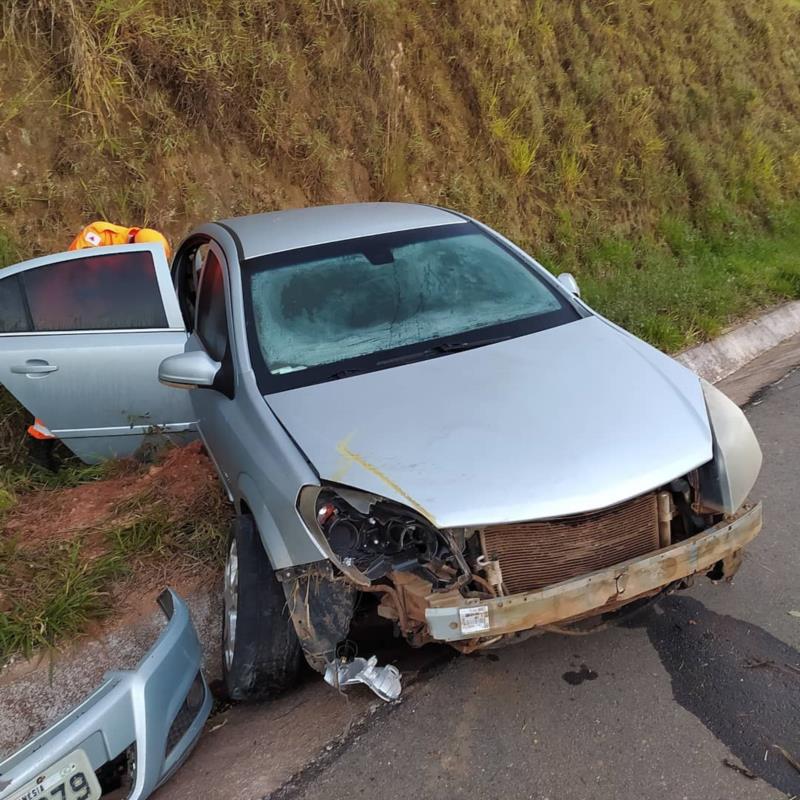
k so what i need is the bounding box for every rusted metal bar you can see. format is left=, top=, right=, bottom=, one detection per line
left=359, top=582, right=412, bottom=634
left=426, top=502, right=762, bottom=642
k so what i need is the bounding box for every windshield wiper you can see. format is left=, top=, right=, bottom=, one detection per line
left=377, top=334, right=512, bottom=367
left=321, top=367, right=371, bottom=382
left=430, top=335, right=512, bottom=354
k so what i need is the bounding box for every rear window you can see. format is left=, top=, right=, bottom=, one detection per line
left=20, top=251, right=168, bottom=331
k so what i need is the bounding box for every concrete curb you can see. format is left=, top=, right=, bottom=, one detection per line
left=675, top=300, right=800, bottom=383
left=2, top=300, right=799, bottom=759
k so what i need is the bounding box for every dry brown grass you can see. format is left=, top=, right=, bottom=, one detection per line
left=1, top=0, right=800, bottom=351
left=1, top=0, right=798, bottom=255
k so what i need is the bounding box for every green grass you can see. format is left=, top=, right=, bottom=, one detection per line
left=0, top=384, right=124, bottom=517
left=0, top=538, right=127, bottom=660
left=108, top=491, right=228, bottom=566
left=0, top=434, right=229, bottom=663
left=0, top=385, right=27, bottom=470
left=0, top=492, right=227, bottom=664
left=577, top=204, right=800, bottom=351
left=0, top=413, right=116, bottom=520
left=0, top=494, right=227, bottom=664
left=0, top=227, right=16, bottom=268
left=1, top=461, right=110, bottom=493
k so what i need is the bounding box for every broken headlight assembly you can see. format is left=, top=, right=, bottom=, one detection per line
left=696, top=379, right=763, bottom=514
left=297, top=485, right=468, bottom=586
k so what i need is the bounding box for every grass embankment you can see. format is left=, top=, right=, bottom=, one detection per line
left=0, top=0, right=798, bottom=353
left=581, top=204, right=800, bottom=350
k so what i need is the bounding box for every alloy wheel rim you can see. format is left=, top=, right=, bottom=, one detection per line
left=223, top=538, right=238, bottom=671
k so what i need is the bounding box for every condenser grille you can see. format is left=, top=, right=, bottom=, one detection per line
left=481, top=493, right=660, bottom=594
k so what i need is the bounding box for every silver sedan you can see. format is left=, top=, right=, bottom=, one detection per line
left=0, top=203, right=763, bottom=700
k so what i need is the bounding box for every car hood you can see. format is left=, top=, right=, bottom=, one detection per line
left=267, top=316, right=713, bottom=528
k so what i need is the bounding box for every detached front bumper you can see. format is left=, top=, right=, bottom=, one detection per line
left=0, top=590, right=212, bottom=800
left=426, top=502, right=763, bottom=642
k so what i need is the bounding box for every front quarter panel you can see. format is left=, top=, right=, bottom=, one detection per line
left=228, top=371, right=325, bottom=569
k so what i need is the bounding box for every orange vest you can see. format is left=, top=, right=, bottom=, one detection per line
left=68, top=221, right=172, bottom=259
left=68, top=221, right=140, bottom=251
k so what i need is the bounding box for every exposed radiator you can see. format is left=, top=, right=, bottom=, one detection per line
left=481, top=493, right=660, bottom=594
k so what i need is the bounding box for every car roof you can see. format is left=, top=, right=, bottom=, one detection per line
left=217, top=202, right=466, bottom=260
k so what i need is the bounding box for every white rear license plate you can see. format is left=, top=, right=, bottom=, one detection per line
left=10, top=749, right=102, bottom=800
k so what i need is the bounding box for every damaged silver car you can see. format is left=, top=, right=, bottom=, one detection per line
left=0, top=591, right=212, bottom=800
left=0, top=203, right=763, bottom=701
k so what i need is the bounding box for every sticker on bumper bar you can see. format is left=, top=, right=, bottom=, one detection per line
left=459, top=605, right=490, bottom=634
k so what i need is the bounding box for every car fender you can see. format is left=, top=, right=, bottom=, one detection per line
left=235, top=473, right=326, bottom=570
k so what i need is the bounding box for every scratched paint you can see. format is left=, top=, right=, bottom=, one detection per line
left=335, top=437, right=437, bottom=524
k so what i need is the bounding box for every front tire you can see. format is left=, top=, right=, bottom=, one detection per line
left=222, top=514, right=302, bottom=701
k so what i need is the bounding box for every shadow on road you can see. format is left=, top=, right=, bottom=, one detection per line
left=627, top=594, right=800, bottom=795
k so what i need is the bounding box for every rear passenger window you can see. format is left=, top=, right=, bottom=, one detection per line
left=0, top=275, right=31, bottom=333
left=21, top=251, right=168, bottom=332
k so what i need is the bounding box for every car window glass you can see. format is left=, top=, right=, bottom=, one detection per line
left=195, top=251, right=228, bottom=361
left=249, top=228, right=565, bottom=373
left=0, top=275, right=31, bottom=333
left=21, top=251, right=168, bottom=331
left=175, top=242, right=209, bottom=332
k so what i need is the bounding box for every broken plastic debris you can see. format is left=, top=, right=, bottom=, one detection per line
left=324, top=655, right=402, bottom=702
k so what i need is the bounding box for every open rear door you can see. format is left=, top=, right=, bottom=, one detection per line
left=0, top=243, right=195, bottom=462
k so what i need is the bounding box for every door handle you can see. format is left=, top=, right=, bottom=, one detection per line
left=10, top=362, right=59, bottom=375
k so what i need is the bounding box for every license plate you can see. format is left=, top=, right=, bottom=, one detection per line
left=10, top=749, right=102, bottom=800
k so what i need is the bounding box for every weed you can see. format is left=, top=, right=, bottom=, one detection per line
left=0, top=228, right=16, bottom=267
left=0, top=387, right=27, bottom=469
left=108, top=489, right=228, bottom=567
left=0, top=442, right=229, bottom=663
left=0, top=538, right=127, bottom=661
left=1, top=460, right=109, bottom=497
left=556, top=150, right=586, bottom=198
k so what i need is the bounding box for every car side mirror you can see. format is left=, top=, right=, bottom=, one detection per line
left=557, top=272, right=581, bottom=297
left=159, top=350, right=220, bottom=390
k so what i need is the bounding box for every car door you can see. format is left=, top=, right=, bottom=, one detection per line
left=0, top=243, right=195, bottom=463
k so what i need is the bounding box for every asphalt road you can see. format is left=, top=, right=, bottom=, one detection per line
left=269, top=364, right=800, bottom=800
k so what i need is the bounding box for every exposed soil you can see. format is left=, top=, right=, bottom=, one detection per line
left=0, top=441, right=230, bottom=655
left=4, top=441, right=220, bottom=549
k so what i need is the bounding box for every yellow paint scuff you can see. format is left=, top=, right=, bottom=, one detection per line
left=335, top=437, right=436, bottom=524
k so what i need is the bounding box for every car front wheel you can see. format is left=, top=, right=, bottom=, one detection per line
left=222, top=514, right=302, bottom=701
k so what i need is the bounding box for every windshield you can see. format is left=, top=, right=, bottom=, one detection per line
left=243, top=223, right=580, bottom=391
